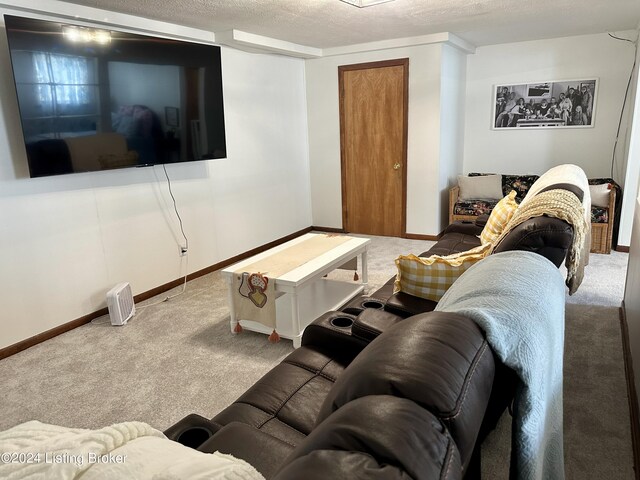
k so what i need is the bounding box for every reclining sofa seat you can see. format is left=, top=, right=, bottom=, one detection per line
left=164, top=182, right=583, bottom=479
left=166, top=309, right=495, bottom=479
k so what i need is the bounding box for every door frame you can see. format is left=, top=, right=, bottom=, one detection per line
left=338, top=58, right=409, bottom=237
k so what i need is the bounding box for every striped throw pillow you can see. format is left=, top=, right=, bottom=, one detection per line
left=480, top=190, right=518, bottom=245
left=393, top=244, right=490, bottom=302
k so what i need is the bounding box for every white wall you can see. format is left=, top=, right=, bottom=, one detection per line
left=305, top=44, right=449, bottom=235
left=0, top=12, right=311, bottom=349
left=624, top=193, right=640, bottom=411
left=619, top=35, right=640, bottom=247
left=439, top=44, right=467, bottom=228
left=463, top=32, right=637, bottom=178
left=622, top=31, right=640, bottom=403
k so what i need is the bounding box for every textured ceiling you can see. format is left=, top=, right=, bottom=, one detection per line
left=62, top=0, right=640, bottom=48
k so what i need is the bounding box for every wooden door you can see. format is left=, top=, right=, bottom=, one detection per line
left=339, top=59, right=408, bottom=237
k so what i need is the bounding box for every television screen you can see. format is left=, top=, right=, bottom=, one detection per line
left=3, top=15, right=226, bottom=177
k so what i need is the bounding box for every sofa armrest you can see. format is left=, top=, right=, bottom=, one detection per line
left=608, top=185, right=617, bottom=218
left=199, top=422, right=294, bottom=479
left=442, top=220, right=484, bottom=237
left=449, top=185, right=460, bottom=224
left=163, top=413, right=222, bottom=448
left=384, top=291, right=438, bottom=318
left=302, top=311, right=369, bottom=360
left=352, top=308, right=404, bottom=342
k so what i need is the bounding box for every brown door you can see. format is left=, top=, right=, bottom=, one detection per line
left=339, top=59, right=408, bottom=237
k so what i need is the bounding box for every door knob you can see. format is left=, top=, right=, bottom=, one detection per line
left=393, top=163, right=401, bottom=170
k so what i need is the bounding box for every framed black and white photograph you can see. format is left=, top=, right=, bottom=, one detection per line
left=493, top=79, right=597, bottom=129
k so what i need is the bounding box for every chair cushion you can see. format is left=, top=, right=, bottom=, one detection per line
left=211, top=346, right=348, bottom=447
left=589, top=183, right=611, bottom=208
left=457, top=174, right=503, bottom=201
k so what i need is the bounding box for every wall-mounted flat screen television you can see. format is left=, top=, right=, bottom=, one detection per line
left=3, top=14, right=226, bottom=178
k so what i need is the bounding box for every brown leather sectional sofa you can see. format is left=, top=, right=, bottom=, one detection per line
left=164, top=183, right=582, bottom=479
left=165, top=308, right=498, bottom=479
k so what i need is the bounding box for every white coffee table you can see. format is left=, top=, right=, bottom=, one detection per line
left=222, top=233, right=370, bottom=347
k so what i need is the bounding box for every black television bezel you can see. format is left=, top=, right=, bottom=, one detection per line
left=3, top=14, right=227, bottom=178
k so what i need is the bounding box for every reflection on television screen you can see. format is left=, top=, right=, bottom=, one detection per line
left=4, top=15, right=227, bottom=177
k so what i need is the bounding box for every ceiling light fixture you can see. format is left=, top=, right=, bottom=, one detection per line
left=340, top=0, right=395, bottom=7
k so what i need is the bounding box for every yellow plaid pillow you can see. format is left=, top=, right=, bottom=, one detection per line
left=480, top=190, right=518, bottom=245
left=393, top=244, right=490, bottom=302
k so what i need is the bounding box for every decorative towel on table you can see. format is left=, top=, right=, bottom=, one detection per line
left=490, top=188, right=589, bottom=294
left=232, top=234, right=352, bottom=341
left=436, top=251, right=566, bottom=480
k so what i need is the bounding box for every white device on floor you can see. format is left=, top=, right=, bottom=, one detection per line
left=107, top=283, right=135, bottom=326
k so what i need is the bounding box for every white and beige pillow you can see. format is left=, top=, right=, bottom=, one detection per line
left=457, top=174, right=503, bottom=201
left=589, top=183, right=611, bottom=208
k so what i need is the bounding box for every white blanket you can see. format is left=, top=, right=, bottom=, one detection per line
left=520, top=163, right=591, bottom=222
left=436, top=251, right=566, bottom=480
left=520, top=163, right=591, bottom=256
left=0, top=421, right=264, bottom=480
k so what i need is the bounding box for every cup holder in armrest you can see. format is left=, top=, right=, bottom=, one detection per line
left=164, top=413, right=219, bottom=449
left=341, top=296, right=386, bottom=316
left=330, top=316, right=354, bottom=328
left=361, top=300, right=384, bottom=310
left=177, top=426, right=214, bottom=449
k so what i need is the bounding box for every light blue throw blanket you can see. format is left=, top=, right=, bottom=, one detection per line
left=435, top=251, right=565, bottom=480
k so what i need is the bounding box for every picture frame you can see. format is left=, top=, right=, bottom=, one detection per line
left=165, top=106, right=179, bottom=127
left=493, top=78, right=598, bottom=129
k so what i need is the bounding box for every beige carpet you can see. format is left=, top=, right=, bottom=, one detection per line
left=0, top=235, right=633, bottom=479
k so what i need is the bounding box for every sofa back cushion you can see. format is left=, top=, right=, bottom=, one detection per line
left=589, top=183, right=612, bottom=208
left=457, top=174, right=503, bottom=201
left=501, top=174, right=540, bottom=201
left=316, top=312, right=495, bottom=471
left=276, top=396, right=462, bottom=480
left=468, top=173, right=540, bottom=202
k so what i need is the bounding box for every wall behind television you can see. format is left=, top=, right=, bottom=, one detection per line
left=0, top=4, right=312, bottom=350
